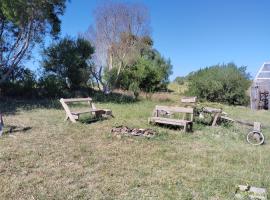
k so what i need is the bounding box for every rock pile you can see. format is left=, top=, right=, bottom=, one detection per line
left=111, top=126, right=156, bottom=138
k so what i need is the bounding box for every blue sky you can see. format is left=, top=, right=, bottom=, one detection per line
left=33, top=0, right=270, bottom=80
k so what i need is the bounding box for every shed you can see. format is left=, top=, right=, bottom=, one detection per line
left=250, top=62, right=270, bottom=110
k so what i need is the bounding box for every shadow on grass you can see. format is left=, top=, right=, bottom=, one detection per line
left=0, top=98, right=61, bottom=115
left=0, top=90, right=136, bottom=115
left=89, top=90, right=136, bottom=104
left=2, top=125, right=32, bottom=135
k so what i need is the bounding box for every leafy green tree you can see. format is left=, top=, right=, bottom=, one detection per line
left=174, top=76, right=185, bottom=85
left=187, top=63, right=251, bottom=105
left=106, top=49, right=172, bottom=98
left=42, top=37, right=95, bottom=90
left=0, top=0, right=66, bottom=83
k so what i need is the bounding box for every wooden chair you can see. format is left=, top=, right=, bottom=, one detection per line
left=149, top=105, right=194, bottom=132
left=59, top=97, right=113, bottom=123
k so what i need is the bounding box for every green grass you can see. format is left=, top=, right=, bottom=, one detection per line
left=0, top=94, right=269, bottom=199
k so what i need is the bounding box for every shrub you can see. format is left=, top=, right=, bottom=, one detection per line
left=0, top=67, right=37, bottom=98
left=42, top=36, right=94, bottom=90
left=38, top=74, right=67, bottom=98
left=187, top=63, right=251, bottom=105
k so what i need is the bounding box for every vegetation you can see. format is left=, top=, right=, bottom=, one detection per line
left=42, top=37, right=95, bottom=92
left=105, top=43, right=172, bottom=97
left=0, top=90, right=269, bottom=199
left=187, top=63, right=251, bottom=105
left=0, top=0, right=66, bottom=83
left=0, top=1, right=268, bottom=199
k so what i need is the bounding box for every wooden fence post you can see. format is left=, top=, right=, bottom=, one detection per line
left=0, top=113, right=3, bottom=136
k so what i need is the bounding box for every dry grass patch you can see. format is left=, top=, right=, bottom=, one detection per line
left=0, top=97, right=269, bottom=199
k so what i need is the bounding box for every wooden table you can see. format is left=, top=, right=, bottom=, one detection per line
left=202, top=107, right=222, bottom=126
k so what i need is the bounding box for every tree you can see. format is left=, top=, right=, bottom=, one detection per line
left=187, top=63, right=251, bottom=105
left=0, top=0, right=66, bottom=83
left=85, top=1, right=151, bottom=91
left=42, top=37, right=95, bottom=90
left=105, top=48, right=172, bottom=98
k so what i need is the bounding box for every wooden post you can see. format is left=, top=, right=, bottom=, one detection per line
left=0, top=113, right=3, bottom=136
left=59, top=99, right=76, bottom=123
left=212, top=113, right=220, bottom=126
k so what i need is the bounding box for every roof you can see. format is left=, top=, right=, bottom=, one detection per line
left=255, top=62, right=270, bottom=80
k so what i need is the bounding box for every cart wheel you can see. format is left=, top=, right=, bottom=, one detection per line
left=246, top=131, right=265, bottom=145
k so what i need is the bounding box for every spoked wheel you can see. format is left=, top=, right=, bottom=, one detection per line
left=246, top=131, right=265, bottom=145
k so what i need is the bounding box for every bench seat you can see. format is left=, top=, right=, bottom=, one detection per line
left=149, top=117, right=192, bottom=126
left=149, top=105, right=194, bottom=132
left=60, top=98, right=112, bottom=123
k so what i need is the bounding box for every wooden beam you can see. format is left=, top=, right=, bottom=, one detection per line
left=59, top=98, right=76, bottom=123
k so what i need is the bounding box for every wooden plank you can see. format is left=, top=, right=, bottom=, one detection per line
left=211, top=113, right=220, bottom=126
left=59, top=98, right=76, bottom=123
left=203, top=107, right=222, bottom=113
left=71, top=109, right=104, bottom=115
left=150, top=117, right=191, bottom=126
left=155, top=105, right=193, bottom=114
left=62, top=97, right=92, bottom=103
left=254, top=122, right=261, bottom=132
left=181, top=96, right=197, bottom=103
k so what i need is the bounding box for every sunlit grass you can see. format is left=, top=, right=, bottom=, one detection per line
left=0, top=93, right=269, bottom=199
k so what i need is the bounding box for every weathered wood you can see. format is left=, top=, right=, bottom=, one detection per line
left=61, top=97, right=92, bottom=103
left=211, top=113, right=220, bottom=126
left=155, top=105, right=193, bottom=114
left=150, top=117, right=192, bottom=126
left=203, top=107, right=222, bottom=113
left=149, top=105, right=194, bottom=132
left=235, top=185, right=267, bottom=200
left=59, top=97, right=112, bottom=123
left=60, top=98, right=76, bottom=123
left=181, top=96, right=197, bottom=103
left=253, top=122, right=261, bottom=132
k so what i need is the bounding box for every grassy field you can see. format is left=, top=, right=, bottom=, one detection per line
left=0, top=91, right=270, bottom=199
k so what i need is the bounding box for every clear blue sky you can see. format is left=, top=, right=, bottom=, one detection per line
left=34, top=0, right=270, bottom=80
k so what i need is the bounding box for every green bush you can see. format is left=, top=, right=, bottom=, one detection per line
left=187, top=63, right=251, bottom=105
left=38, top=74, right=67, bottom=98
left=0, top=67, right=37, bottom=98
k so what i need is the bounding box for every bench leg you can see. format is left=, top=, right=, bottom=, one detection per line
left=183, top=124, right=187, bottom=132
left=189, top=123, right=193, bottom=132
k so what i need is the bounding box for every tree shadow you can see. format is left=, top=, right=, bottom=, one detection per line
left=2, top=125, right=32, bottom=135
left=0, top=98, right=61, bottom=116
left=89, top=90, right=137, bottom=104
left=0, top=89, right=136, bottom=116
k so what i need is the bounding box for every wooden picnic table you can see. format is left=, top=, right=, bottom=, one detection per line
left=202, top=107, right=222, bottom=126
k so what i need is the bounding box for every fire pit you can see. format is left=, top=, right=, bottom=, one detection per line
left=111, top=126, right=156, bottom=138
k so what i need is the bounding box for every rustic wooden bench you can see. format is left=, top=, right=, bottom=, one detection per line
left=59, top=97, right=113, bottom=123
left=148, top=105, right=194, bottom=132
left=181, top=96, right=197, bottom=107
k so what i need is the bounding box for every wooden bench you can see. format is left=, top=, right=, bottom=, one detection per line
left=148, top=105, right=194, bottom=132
left=59, top=97, right=113, bottom=123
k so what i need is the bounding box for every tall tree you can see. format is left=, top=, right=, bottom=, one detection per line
left=42, top=37, right=95, bottom=90
left=85, top=1, right=151, bottom=91
left=0, top=0, right=66, bottom=83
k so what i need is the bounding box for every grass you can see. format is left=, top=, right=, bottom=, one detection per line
left=0, top=92, right=270, bottom=199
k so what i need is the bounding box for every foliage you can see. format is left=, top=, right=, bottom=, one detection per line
left=187, top=63, right=251, bottom=105
left=0, top=0, right=66, bottom=82
left=106, top=48, right=172, bottom=97
left=0, top=66, right=37, bottom=98
left=38, top=74, right=67, bottom=98
left=42, top=37, right=95, bottom=90
left=174, top=76, right=186, bottom=85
